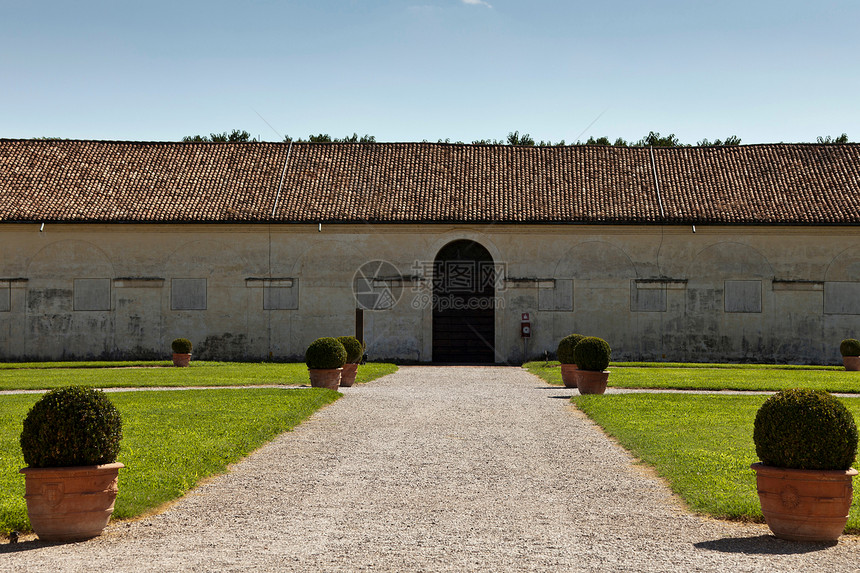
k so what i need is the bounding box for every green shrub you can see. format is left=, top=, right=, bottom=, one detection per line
left=171, top=338, right=193, bottom=354
left=557, top=334, right=585, bottom=365
left=337, top=336, right=364, bottom=364
left=753, top=388, right=858, bottom=470
left=840, top=339, right=860, bottom=357
left=305, top=337, right=347, bottom=370
left=573, top=337, right=611, bottom=371
left=20, top=386, right=123, bottom=468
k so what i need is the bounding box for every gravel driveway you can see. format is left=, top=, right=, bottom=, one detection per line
left=3, top=366, right=858, bottom=571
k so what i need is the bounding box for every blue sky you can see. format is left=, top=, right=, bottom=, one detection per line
left=3, top=0, right=858, bottom=144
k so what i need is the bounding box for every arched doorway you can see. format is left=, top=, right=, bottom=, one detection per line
left=432, top=240, right=496, bottom=363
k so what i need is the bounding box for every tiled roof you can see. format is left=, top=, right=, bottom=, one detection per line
left=0, top=140, right=287, bottom=223
left=1, top=139, right=858, bottom=225
left=277, top=143, right=659, bottom=223
left=655, top=145, right=860, bottom=224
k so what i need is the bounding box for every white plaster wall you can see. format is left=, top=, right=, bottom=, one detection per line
left=1, top=223, right=859, bottom=364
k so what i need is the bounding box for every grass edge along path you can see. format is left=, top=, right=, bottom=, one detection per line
left=0, top=360, right=175, bottom=370
left=0, top=387, right=342, bottom=536
left=0, top=361, right=398, bottom=391
left=524, top=361, right=860, bottom=393
left=571, top=393, right=860, bottom=534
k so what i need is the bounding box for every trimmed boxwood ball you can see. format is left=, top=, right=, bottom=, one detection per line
left=753, top=388, right=858, bottom=470
left=557, top=334, right=585, bottom=365
left=20, top=386, right=123, bottom=468
left=337, top=336, right=363, bottom=364
left=171, top=338, right=193, bottom=354
left=840, top=338, right=860, bottom=357
left=305, top=337, right=347, bottom=370
left=573, top=337, right=611, bottom=372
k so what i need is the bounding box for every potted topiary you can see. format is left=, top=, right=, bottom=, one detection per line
left=557, top=334, right=585, bottom=388
left=19, top=386, right=124, bottom=541
left=840, top=338, right=860, bottom=371
left=337, top=336, right=364, bottom=387
left=305, top=337, right=347, bottom=390
left=751, top=388, right=858, bottom=542
left=171, top=338, right=193, bottom=367
left=572, top=336, right=611, bottom=394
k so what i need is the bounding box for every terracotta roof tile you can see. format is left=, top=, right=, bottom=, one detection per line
left=0, top=140, right=286, bottom=223
left=1, top=139, right=858, bottom=225
left=276, top=143, right=659, bottom=223
left=654, top=145, right=860, bottom=224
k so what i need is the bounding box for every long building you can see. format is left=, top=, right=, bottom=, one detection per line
left=1, top=139, right=859, bottom=363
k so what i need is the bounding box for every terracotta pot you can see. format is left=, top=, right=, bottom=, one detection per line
left=751, top=462, right=858, bottom=542
left=560, top=363, right=579, bottom=388
left=20, top=462, right=124, bottom=542
left=575, top=370, right=609, bottom=394
left=843, top=356, right=860, bottom=371
left=172, top=353, right=191, bottom=367
left=308, top=368, right=342, bottom=390
left=340, top=363, right=358, bottom=387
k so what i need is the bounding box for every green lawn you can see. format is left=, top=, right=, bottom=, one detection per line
left=524, top=361, right=860, bottom=393
left=0, top=361, right=398, bottom=391
left=0, top=360, right=175, bottom=370
left=0, top=388, right=341, bottom=535
left=571, top=393, right=860, bottom=533
left=0, top=360, right=398, bottom=536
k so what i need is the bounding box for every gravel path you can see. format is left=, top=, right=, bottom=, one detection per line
left=3, top=366, right=859, bottom=571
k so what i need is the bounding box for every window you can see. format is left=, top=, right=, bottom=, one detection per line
left=0, top=281, right=9, bottom=312
left=74, top=279, right=111, bottom=311
left=725, top=280, right=762, bottom=313
left=538, top=279, right=573, bottom=311
left=630, top=281, right=667, bottom=312
left=171, top=279, right=207, bottom=310
left=824, top=282, right=860, bottom=315
left=246, top=278, right=298, bottom=310
left=263, top=280, right=298, bottom=310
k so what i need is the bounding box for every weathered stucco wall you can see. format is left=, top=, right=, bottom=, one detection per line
left=1, top=223, right=859, bottom=364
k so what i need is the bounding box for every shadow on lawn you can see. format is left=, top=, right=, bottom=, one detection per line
left=695, top=535, right=837, bottom=554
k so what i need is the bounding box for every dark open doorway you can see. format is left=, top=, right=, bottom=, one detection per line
left=431, top=240, right=496, bottom=363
